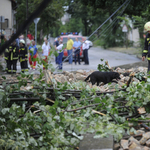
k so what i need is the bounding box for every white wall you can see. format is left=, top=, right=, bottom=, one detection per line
left=0, top=0, right=12, bottom=28
left=128, top=28, right=140, bottom=46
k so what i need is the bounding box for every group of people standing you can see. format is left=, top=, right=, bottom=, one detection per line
left=4, top=37, right=50, bottom=74
left=4, top=39, right=28, bottom=74
left=3, top=32, right=90, bottom=74
left=54, top=35, right=90, bottom=71
left=66, top=36, right=90, bottom=65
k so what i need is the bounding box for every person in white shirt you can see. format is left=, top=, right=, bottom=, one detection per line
left=42, top=39, right=50, bottom=70
left=56, top=40, right=63, bottom=70
left=82, top=37, right=89, bottom=65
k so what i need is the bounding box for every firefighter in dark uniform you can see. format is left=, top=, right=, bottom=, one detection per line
left=19, top=39, right=28, bottom=73
left=142, top=21, right=150, bottom=73
left=4, top=48, right=9, bottom=73
left=7, top=40, right=19, bottom=74
left=12, top=40, right=19, bottom=73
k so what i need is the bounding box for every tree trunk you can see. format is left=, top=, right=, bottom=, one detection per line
left=83, top=19, right=88, bottom=36
left=40, top=29, right=43, bottom=45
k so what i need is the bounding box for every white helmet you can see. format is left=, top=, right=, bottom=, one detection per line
left=144, top=22, right=150, bottom=32
left=19, top=39, right=25, bottom=44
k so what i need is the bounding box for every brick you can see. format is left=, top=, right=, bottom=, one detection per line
left=140, top=137, right=148, bottom=145
left=128, top=141, right=139, bottom=150
left=136, top=130, right=145, bottom=135
left=129, top=136, right=140, bottom=145
left=120, top=139, right=128, bottom=150
left=138, top=107, right=146, bottom=114
left=142, top=146, right=150, bottom=150
left=140, top=132, right=150, bottom=145
left=114, top=143, right=120, bottom=150
left=146, top=139, right=150, bottom=147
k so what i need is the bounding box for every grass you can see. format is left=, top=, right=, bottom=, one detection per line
left=107, top=47, right=142, bottom=59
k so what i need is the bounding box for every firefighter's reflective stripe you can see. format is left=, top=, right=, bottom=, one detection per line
left=147, top=57, right=150, bottom=60
left=13, top=48, right=16, bottom=53
left=20, top=48, right=25, bottom=50
left=25, top=69, right=28, bottom=71
left=11, top=52, right=13, bottom=60
left=20, top=57, right=26, bottom=62
left=4, top=57, right=8, bottom=60
left=13, top=70, right=16, bottom=72
left=143, top=50, right=148, bottom=53
left=13, top=57, right=18, bottom=60
left=8, top=70, right=11, bottom=72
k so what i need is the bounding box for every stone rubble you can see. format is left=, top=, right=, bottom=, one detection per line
left=0, top=66, right=148, bottom=92
left=114, top=130, right=150, bottom=150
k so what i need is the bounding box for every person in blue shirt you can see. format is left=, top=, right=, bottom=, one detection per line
left=73, top=37, right=81, bottom=65
left=28, top=40, right=38, bottom=70
left=55, top=36, right=60, bottom=64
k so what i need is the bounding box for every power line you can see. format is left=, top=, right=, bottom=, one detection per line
left=55, top=0, right=131, bottom=70
left=87, top=0, right=130, bottom=40
left=91, top=0, right=131, bottom=42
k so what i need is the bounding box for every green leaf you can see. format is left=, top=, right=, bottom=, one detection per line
left=2, top=76, right=6, bottom=80
left=70, top=123, right=75, bottom=131
left=1, top=108, right=9, bottom=114
left=29, top=137, right=38, bottom=146
left=39, top=136, right=43, bottom=141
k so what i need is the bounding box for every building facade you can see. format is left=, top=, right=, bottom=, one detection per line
left=0, top=0, right=17, bottom=38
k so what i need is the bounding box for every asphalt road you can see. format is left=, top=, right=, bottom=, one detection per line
left=52, top=46, right=142, bottom=72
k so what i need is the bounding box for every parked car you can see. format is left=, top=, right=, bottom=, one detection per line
left=60, top=34, right=85, bottom=61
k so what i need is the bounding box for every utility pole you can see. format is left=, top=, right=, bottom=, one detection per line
left=26, top=0, right=28, bottom=46
left=0, top=16, right=5, bottom=41
left=34, top=18, right=40, bottom=45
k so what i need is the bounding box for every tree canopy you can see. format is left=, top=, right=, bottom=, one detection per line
left=15, top=0, right=66, bottom=40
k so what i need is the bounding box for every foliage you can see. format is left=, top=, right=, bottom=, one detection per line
left=97, top=59, right=110, bottom=72
left=15, top=0, right=66, bottom=41
left=1, top=65, right=150, bottom=149
left=95, top=23, right=125, bottom=49
left=135, top=72, right=146, bottom=81
left=80, top=0, right=150, bottom=17
left=1, top=36, right=150, bottom=149
left=65, top=0, right=150, bottom=48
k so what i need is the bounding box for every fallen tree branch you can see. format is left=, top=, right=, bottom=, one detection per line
left=109, top=113, right=118, bottom=124
left=36, top=92, right=54, bottom=103
left=10, top=98, right=40, bottom=101
left=65, top=103, right=101, bottom=112
left=92, top=110, right=106, bottom=116
left=140, top=123, right=150, bottom=131
left=127, top=119, right=150, bottom=123
left=123, top=134, right=143, bottom=140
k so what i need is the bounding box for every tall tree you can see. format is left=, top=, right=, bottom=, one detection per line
left=15, top=0, right=66, bottom=40
left=66, top=0, right=110, bottom=36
